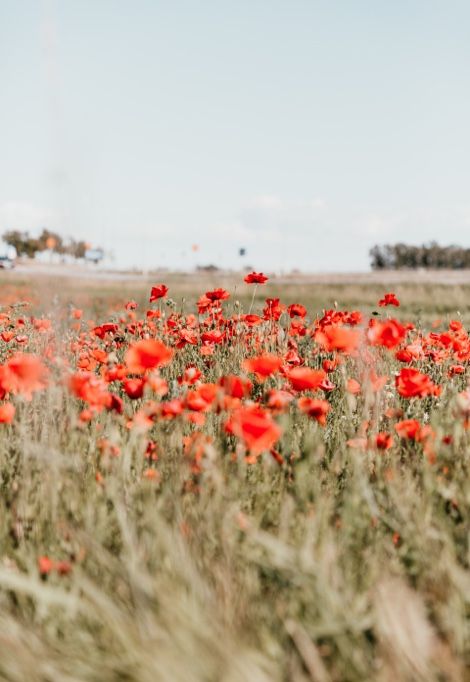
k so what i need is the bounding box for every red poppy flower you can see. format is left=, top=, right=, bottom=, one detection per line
left=288, top=320, right=307, bottom=337
left=93, top=323, right=119, bottom=339
left=263, top=298, right=284, bottom=321
left=0, top=402, right=15, bottom=423
left=286, top=367, right=327, bottom=392
left=322, top=358, right=340, bottom=373
left=375, top=432, right=394, bottom=450
left=267, top=389, right=294, bottom=411
left=346, top=378, right=361, bottom=394
left=449, top=364, right=465, bottom=376
left=319, top=377, right=336, bottom=392
left=55, top=560, right=72, bottom=576
left=287, top=303, right=307, bottom=319
left=201, top=330, right=225, bottom=345
left=177, top=329, right=198, bottom=347
left=244, top=272, right=269, bottom=284
left=69, top=372, right=112, bottom=410
left=284, top=348, right=302, bottom=366
left=243, top=354, right=283, bottom=381
left=298, top=397, right=330, bottom=425
left=315, top=325, right=360, bottom=354
left=38, top=556, right=71, bottom=577
left=225, top=405, right=281, bottom=455
left=219, top=375, right=253, bottom=399
left=160, top=399, right=184, bottom=419
left=106, top=364, right=128, bottom=382
left=197, top=295, right=212, bottom=314
left=185, top=384, right=218, bottom=412
left=38, top=556, right=55, bottom=576
left=179, top=366, right=202, bottom=385
left=395, top=349, right=414, bottom=363
left=32, top=317, right=52, bottom=333
left=0, top=354, right=49, bottom=400
left=367, top=319, right=407, bottom=349
left=378, top=292, right=400, bottom=307
left=205, top=288, right=230, bottom=302
left=125, top=339, right=174, bottom=374
left=108, top=393, right=124, bottom=414
left=149, top=284, right=169, bottom=302
left=241, top=314, right=262, bottom=326
left=395, top=368, right=439, bottom=398
left=123, top=378, right=146, bottom=399
left=394, top=419, right=422, bottom=440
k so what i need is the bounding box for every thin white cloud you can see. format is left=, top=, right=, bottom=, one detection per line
left=359, top=214, right=401, bottom=237
left=237, top=195, right=328, bottom=237
left=249, top=195, right=283, bottom=211
left=310, top=198, right=327, bottom=210
left=215, top=219, right=285, bottom=247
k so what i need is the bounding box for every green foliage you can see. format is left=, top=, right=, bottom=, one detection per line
left=3, top=229, right=91, bottom=259
left=370, top=241, right=470, bottom=270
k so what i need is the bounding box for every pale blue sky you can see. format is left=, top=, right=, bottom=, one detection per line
left=1, top=1, right=470, bottom=271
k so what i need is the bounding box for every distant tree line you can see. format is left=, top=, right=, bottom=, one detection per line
left=370, top=242, right=470, bottom=270
left=3, top=229, right=88, bottom=259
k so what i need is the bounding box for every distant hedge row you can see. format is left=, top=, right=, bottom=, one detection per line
left=370, top=242, right=470, bottom=270
left=3, top=229, right=88, bottom=259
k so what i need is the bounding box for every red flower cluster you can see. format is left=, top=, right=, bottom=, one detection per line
left=395, top=368, right=440, bottom=398
left=0, top=283, right=467, bottom=475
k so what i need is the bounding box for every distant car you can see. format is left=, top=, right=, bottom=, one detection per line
left=85, top=248, right=104, bottom=264
left=0, top=244, right=17, bottom=269
left=0, top=256, right=14, bottom=269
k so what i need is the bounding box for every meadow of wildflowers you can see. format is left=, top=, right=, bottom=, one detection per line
left=0, top=272, right=468, bottom=681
